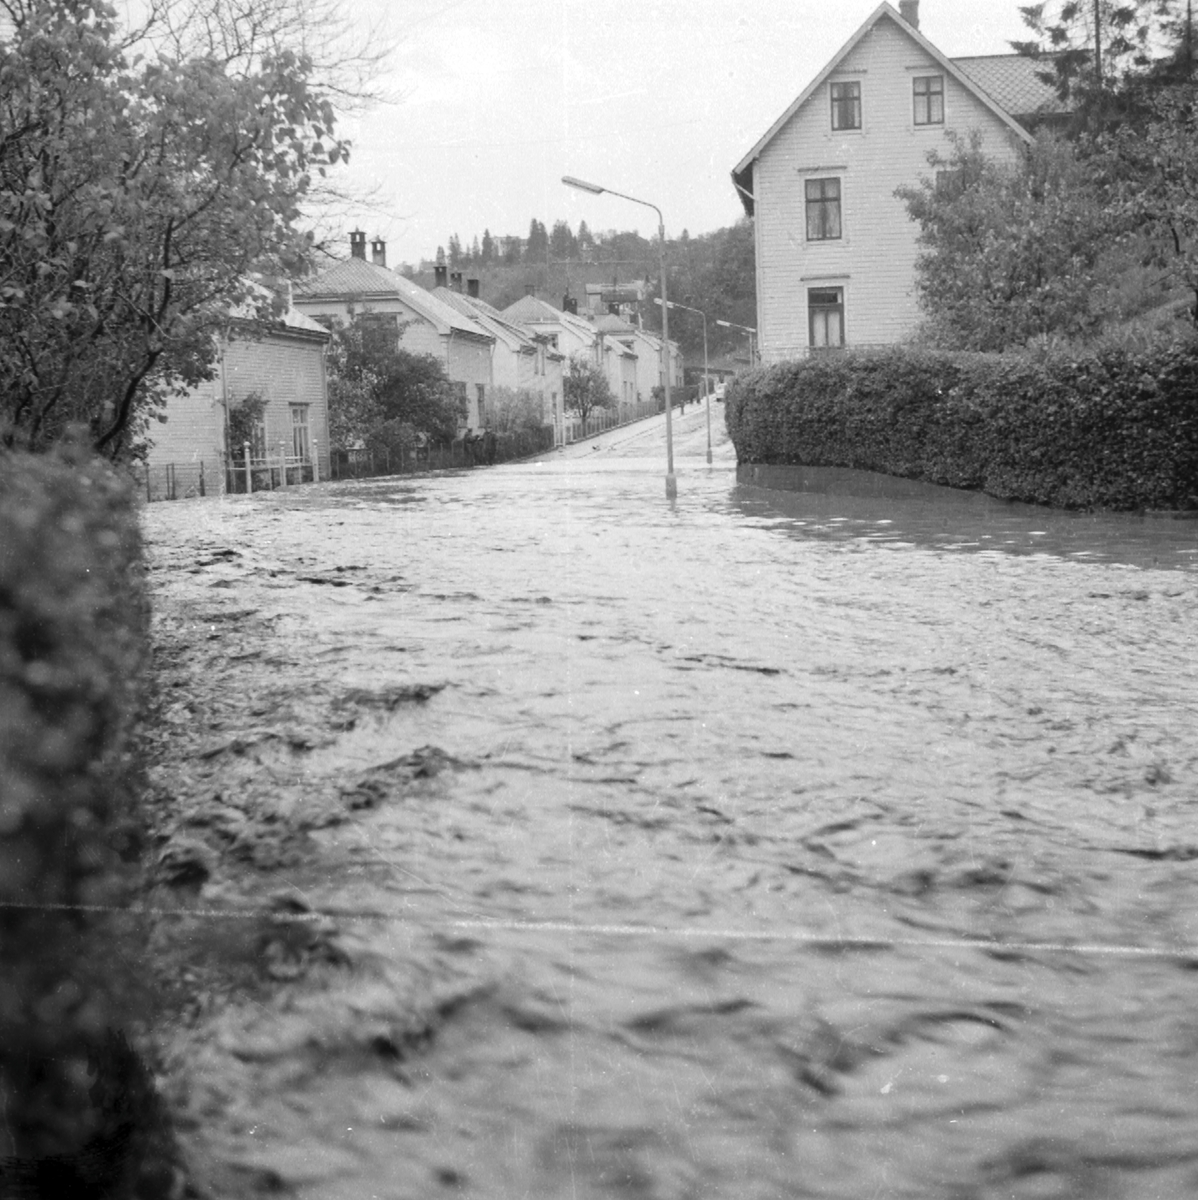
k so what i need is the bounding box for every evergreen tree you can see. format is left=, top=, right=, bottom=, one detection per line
left=526, top=218, right=549, bottom=264
left=549, top=219, right=577, bottom=261
left=481, top=229, right=495, bottom=262
left=447, top=233, right=462, bottom=268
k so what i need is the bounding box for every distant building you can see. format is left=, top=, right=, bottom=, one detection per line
left=731, top=0, right=1066, bottom=361
left=432, top=272, right=565, bottom=435
left=293, top=233, right=495, bottom=429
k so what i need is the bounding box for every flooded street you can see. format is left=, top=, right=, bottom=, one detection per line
left=142, top=407, right=1198, bottom=1200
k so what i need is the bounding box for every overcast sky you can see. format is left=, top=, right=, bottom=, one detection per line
left=332, top=0, right=1037, bottom=268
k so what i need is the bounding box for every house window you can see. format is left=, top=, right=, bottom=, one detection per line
left=290, top=404, right=311, bottom=460
left=830, top=81, right=861, bottom=130
left=805, top=178, right=842, bottom=241
left=476, top=384, right=486, bottom=426
left=913, top=75, right=944, bottom=125
left=808, top=288, right=845, bottom=349
left=453, top=380, right=468, bottom=421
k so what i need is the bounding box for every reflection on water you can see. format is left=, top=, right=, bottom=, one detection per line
left=735, top=463, right=1198, bottom=571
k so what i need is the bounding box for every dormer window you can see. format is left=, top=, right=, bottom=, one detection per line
left=913, top=75, right=944, bottom=125
left=830, top=81, right=861, bottom=130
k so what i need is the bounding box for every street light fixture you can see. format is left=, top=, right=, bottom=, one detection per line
left=562, top=175, right=676, bottom=499
left=655, top=296, right=712, bottom=465
left=715, top=319, right=758, bottom=368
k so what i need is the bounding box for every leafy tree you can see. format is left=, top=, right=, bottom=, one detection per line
left=325, top=315, right=459, bottom=449
left=563, top=354, right=614, bottom=426
left=487, top=386, right=545, bottom=434
left=896, top=130, right=1120, bottom=350
left=0, top=0, right=347, bottom=458
left=503, top=234, right=521, bottom=265
left=1106, top=83, right=1198, bottom=317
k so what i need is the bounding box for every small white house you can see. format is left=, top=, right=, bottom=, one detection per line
left=143, top=309, right=331, bottom=497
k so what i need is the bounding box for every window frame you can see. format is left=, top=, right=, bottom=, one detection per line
left=804, top=177, right=843, bottom=242
left=913, top=74, right=944, bottom=126
left=829, top=80, right=862, bottom=131
left=808, top=287, right=846, bottom=351
left=290, top=403, right=311, bottom=460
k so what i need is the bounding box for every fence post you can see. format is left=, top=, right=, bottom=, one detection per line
left=278, top=441, right=288, bottom=488
left=311, top=439, right=319, bottom=483
left=145, top=468, right=152, bottom=503
left=244, top=442, right=253, bottom=494
left=199, top=460, right=206, bottom=497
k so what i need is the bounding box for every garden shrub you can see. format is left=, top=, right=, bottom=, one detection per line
left=725, top=338, right=1198, bottom=510
left=0, top=446, right=171, bottom=1194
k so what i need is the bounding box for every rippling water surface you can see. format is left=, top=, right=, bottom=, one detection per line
left=144, top=417, right=1198, bottom=1199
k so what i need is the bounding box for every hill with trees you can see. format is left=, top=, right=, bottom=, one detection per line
left=402, top=219, right=757, bottom=363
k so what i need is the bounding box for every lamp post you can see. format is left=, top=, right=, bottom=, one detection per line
left=563, top=175, right=676, bottom=499
left=655, top=296, right=711, bottom=465
left=716, top=318, right=757, bottom=369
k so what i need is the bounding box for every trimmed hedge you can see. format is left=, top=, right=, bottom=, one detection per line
left=724, top=341, right=1198, bottom=510
left=0, top=448, right=170, bottom=1193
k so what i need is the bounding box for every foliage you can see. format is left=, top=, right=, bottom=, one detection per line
left=563, top=355, right=615, bottom=425
left=0, top=0, right=348, bottom=460
left=724, top=337, right=1198, bottom=510
left=226, top=390, right=267, bottom=453
left=325, top=314, right=460, bottom=449
left=487, top=386, right=547, bottom=434
left=0, top=445, right=166, bottom=1176
left=897, top=131, right=1123, bottom=350
left=1105, top=83, right=1198, bottom=316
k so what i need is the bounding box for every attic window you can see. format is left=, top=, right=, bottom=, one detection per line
left=830, top=81, right=861, bottom=131
left=913, top=75, right=944, bottom=125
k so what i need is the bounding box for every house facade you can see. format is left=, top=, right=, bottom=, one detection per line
left=144, top=309, right=331, bottom=495
left=432, top=277, right=565, bottom=433
left=293, top=234, right=494, bottom=429
left=732, top=0, right=1060, bottom=362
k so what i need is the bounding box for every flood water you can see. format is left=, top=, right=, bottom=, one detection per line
left=144, top=413, right=1198, bottom=1199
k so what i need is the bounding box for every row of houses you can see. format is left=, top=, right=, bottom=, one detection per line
left=144, top=233, right=684, bottom=489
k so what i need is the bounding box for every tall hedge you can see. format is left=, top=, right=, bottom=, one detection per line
left=0, top=448, right=171, bottom=1195
left=724, top=341, right=1198, bottom=510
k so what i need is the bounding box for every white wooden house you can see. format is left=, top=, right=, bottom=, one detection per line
left=143, top=308, right=331, bottom=498
left=731, top=0, right=1063, bottom=362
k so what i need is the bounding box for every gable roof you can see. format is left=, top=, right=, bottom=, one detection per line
left=295, top=257, right=491, bottom=340
left=434, top=287, right=537, bottom=353
left=731, top=2, right=1034, bottom=216
left=501, top=295, right=599, bottom=343
left=951, top=54, right=1068, bottom=120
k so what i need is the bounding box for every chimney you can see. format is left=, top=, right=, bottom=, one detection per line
left=371, top=238, right=386, bottom=268
left=467, top=278, right=480, bottom=298
left=899, top=0, right=919, bottom=27
left=524, top=283, right=535, bottom=296
left=434, top=264, right=448, bottom=288
left=349, top=229, right=366, bottom=260
left=563, top=295, right=577, bottom=315
left=450, top=271, right=463, bottom=292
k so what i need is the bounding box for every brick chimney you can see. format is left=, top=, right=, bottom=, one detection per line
left=467, top=278, right=480, bottom=298
left=349, top=230, right=366, bottom=260
left=899, top=0, right=919, bottom=28
left=434, top=264, right=448, bottom=288
left=371, top=238, right=386, bottom=268
left=450, top=271, right=463, bottom=292
left=525, top=283, right=535, bottom=296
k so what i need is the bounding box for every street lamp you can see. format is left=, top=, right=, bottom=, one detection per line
left=655, top=297, right=711, bottom=465
left=715, top=319, right=757, bottom=368
left=562, top=175, right=676, bottom=499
